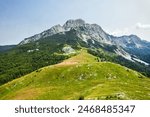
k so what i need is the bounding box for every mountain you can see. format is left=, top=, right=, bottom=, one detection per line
left=111, top=35, right=149, bottom=48
left=110, top=35, right=150, bottom=64
left=0, top=50, right=150, bottom=100
left=0, top=45, right=16, bottom=52
left=20, top=19, right=150, bottom=65
left=0, top=19, right=150, bottom=86
left=20, top=19, right=111, bottom=45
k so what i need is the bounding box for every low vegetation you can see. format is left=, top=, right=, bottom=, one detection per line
left=0, top=51, right=150, bottom=100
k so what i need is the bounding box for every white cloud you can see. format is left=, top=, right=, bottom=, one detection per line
left=110, top=28, right=130, bottom=36
left=136, top=23, right=150, bottom=29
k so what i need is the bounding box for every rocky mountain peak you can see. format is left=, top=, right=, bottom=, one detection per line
left=63, top=19, right=85, bottom=30
left=19, top=19, right=150, bottom=51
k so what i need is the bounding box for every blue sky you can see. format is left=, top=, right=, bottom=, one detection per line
left=0, top=0, right=150, bottom=45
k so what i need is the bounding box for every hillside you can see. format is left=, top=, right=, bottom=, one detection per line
left=0, top=28, right=150, bottom=87
left=0, top=50, right=150, bottom=100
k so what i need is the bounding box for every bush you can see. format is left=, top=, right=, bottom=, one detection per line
left=78, top=95, right=84, bottom=100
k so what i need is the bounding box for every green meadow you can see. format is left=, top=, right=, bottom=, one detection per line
left=0, top=50, right=150, bottom=100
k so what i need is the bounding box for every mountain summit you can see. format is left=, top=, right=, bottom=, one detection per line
left=20, top=19, right=110, bottom=45
left=63, top=19, right=85, bottom=30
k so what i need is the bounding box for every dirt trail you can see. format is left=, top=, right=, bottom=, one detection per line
left=56, top=61, right=78, bottom=66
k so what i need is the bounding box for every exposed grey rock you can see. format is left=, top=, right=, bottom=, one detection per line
left=19, top=25, right=65, bottom=45
left=111, top=34, right=149, bottom=48
left=63, top=19, right=85, bottom=30
left=62, top=46, right=75, bottom=54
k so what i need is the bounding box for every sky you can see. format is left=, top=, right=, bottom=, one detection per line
left=0, top=0, right=150, bottom=45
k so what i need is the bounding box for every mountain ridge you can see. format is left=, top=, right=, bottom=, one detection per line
left=19, top=19, right=150, bottom=65
left=19, top=19, right=149, bottom=46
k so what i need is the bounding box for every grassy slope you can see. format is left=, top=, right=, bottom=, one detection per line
left=0, top=50, right=150, bottom=100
